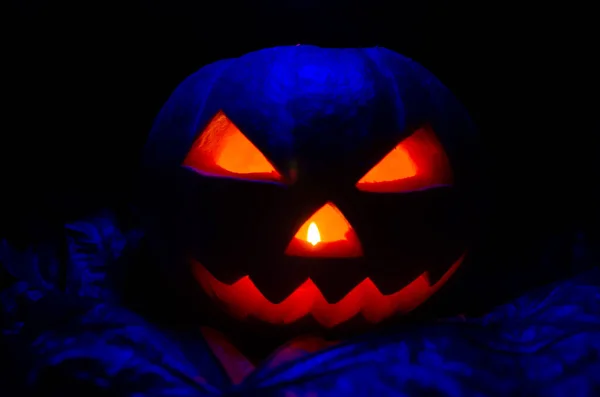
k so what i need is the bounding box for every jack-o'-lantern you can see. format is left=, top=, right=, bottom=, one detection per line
left=141, top=46, right=479, bottom=331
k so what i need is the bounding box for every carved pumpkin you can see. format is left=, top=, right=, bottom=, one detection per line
left=142, top=46, right=479, bottom=330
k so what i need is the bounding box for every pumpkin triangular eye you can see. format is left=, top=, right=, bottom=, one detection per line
left=356, top=126, right=453, bottom=193
left=183, top=111, right=283, bottom=183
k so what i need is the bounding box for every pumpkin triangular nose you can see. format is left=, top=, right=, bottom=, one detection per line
left=284, top=202, right=363, bottom=258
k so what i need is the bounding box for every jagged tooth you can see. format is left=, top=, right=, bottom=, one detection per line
left=249, top=261, right=310, bottom=304
left=427, top=249, right=468, bottom=285
left=192, top=258, right=248, bottom=284
left=368, top=265, right=427, bottom=295
left=309, top=259, right=368, bottom=304
left=187, top=240, right=254, bottom=285
left=208, top=267, right=249, bottom=284
left=425, top=264, right=447, bottom=285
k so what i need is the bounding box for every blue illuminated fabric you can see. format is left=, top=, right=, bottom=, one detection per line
left=1, top=212, right=599, bottom=396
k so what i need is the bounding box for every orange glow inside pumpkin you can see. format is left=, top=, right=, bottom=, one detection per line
left=192, top=252, right=465, bottom=328
left=359, top=146, right=417, bottom=183
left=183, top=111, right=282, bottom=182
left=284, top=202, right=363, bottom=258
left=356, top=125, right=453, bottom=192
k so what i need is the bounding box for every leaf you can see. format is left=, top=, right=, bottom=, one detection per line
left=65, top=210, right=141, bottom=300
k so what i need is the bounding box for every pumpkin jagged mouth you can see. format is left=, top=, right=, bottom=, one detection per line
left=191, top=253, right=465, bottom=328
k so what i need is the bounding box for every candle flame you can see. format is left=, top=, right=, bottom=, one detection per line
left=307, top=222, right=321, bottom=246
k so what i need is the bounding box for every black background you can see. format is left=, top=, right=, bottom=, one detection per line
left=3, top=0, right=599, bottom=309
